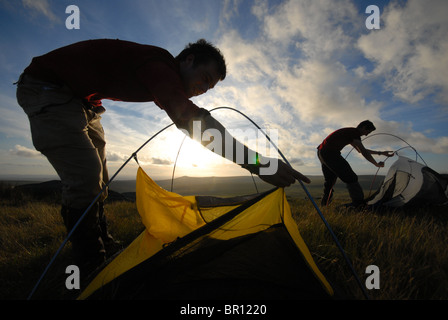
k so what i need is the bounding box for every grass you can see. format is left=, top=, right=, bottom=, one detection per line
left=289, top=197, right=448, bottom=300
left=0, top=182, right=447, bottom=300
left=0, top=184, right=143, bottom=300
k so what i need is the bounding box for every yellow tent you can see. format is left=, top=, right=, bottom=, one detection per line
left=79, top=167, right=334, bottom=299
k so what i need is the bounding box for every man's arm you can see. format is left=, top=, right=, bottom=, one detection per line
left=140, top=62, right=310, bottom=187
left=187, top=112, right=311, bottom=188
left=350, top=139, right=393, bottom=168
left=367, top=149, right=395, bottom=157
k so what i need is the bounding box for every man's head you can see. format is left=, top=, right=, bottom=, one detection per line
left=357, top=120, right=376, bottom=136
left=176, top=39, right=226, bottom=98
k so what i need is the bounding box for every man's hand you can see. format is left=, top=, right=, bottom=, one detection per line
left=376, top=161, right=385, bottom=168
left=258, top=158, right=311, bottom=188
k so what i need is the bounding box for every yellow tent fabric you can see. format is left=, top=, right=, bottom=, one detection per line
left=79, top=167, right=333, bottom=299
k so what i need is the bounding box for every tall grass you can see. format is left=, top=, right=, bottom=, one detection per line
left=0, top=183, right=447, bottom=300
left=0, top=185, right=143, bottom=300
left=289, top=197, right=448, bottom=300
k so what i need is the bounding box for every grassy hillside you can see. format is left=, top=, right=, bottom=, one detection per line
left=289, top=198, right=447, bottom=300
left=0, top=177, right=446, bottom=300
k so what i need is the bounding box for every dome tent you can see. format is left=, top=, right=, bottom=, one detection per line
left=78, top=167, right=334, bottom=300
left=367, top=156, right=448, bottom=208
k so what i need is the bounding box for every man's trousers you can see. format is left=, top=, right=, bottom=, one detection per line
left=16, top=73, right=110, bottom=271
left=317, top=148, right=365, bottom=206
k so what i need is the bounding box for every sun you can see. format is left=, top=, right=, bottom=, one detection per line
left=174, top=137, right=228, bottom=169
left=145, top=128, right=260, bottom=178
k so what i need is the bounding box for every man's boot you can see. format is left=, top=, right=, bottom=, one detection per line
left=61, top=203, right=106, bottom=275
left=321, top=179, right=335, bottom=207
left=98, top=202, right=122, bottom=258
left=321, top=188, right=334, bottom=207
left=346, top=181, right=366, bottom=208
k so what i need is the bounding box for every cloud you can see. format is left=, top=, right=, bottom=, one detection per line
left=274, top=59, right=382, bottom=126
left=400, top=131, right=448, bottom=155
left=357, top=0, right=448, bottom=104
left=106, top=151, right=128, bottom=162
left=218, top=29, right=275, bottom=84
left=289, top=158, right=305, bottom=167
left=1, top=0, right=445, bottom=178
left=204, top=0, right=448, bottom=176
left=220, top=0, right=241, bottom=25
left=10, top=144, right=41, bottom=158
left=258, top=0, right=359, bottom=58
left=22, top=0, right=59, bottom=23
left=151, top=157, right=173, bottom=165
left=0, top=94, right=31, bottom=140
left=216, top=1, right=380, bottom=136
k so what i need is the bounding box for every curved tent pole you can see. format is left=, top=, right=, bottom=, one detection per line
left=27, top=123, right=175, bottom=300
left=169, top=108, right=260, bottom=193
left=170, top=134, right=260, bottom=193
left=170, top=134, right=187, bottom=192
left=326, top=132, right=428, bottom=207
left=28, top=107, right=370, bottom=300
left=345, top=133, right=428, bottom=166
left=208, top=107, right=370, bottom=300
left=342, top=133, right=428, bottom=201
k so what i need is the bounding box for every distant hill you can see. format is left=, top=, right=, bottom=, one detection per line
left=112, top=174, right=385, bottom=198
left=3, top=175, right=385, bottom=202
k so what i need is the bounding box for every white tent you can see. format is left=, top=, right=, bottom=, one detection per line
left=367, top=156, right=448, bottom=208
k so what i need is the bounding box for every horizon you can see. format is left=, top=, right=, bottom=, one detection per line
left=0, top=172, right=386, bottom=183
left=1, top=172, right=386, bottom=200
left=1, top=0, right=447, bottom=181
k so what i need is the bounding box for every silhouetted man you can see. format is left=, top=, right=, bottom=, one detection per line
left=16, top=39, right=310, bottom=273
left=317, top=120, right=394, bottom=207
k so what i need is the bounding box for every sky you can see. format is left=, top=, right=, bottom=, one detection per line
left=0, top=0, right=447, bottom=181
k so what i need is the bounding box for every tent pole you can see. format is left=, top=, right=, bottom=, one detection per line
left=296, top=179, right=371, bottom=300
left=27, top=123, right=174, bottom=300
left=28, top=106, right=371, bottom=300
left=210, top=107, right=370, bottom=299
